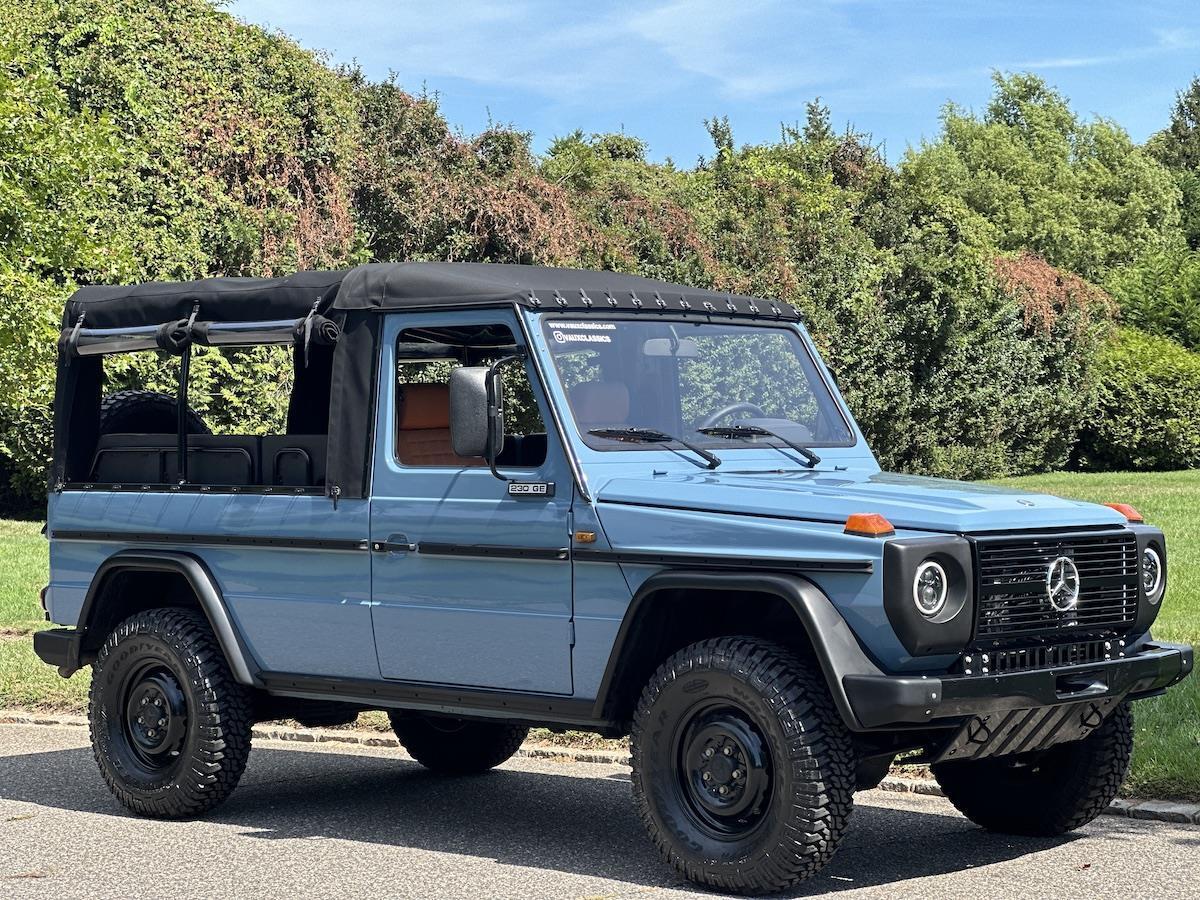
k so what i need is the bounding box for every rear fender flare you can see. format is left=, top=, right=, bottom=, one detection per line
left=76, top=550, right=261, bottom=687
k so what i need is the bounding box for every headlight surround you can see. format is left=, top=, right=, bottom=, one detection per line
left=1129, top=525, right=1167, bottom=636
left=1142, top=546, right=1164, bottom=603
left=883, top=537, right=973, bottom=656
left=913, top=560, right=948, bottom=618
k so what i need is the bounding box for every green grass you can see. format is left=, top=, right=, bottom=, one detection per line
left=0, top=519, right=49, bottom=637
left=0, top=518, right=90, bottom=711
left=991, top=470, right=1200, bottom=801
left=1, top=470, right=1197, bottom=798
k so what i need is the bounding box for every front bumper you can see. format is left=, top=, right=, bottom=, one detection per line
left=843, top=640, right=1193, bottom=730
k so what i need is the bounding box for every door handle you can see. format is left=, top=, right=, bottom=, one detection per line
left=372, top=534, right=416, bottom=554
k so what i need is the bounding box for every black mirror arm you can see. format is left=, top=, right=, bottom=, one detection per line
left=483, top=352, right=526, bottom=482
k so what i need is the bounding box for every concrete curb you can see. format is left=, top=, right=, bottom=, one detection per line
left=4, top=711, right=1198, bottom=827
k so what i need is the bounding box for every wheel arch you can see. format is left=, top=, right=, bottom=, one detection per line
left=76, top=550, right=261, bottom=687
left=591, top=570, right=883, bottom=731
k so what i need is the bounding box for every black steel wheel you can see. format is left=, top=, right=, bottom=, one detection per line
left=388, top=712, right=528, bottom=775
left=676, top=704, right=774, bottom=839
left=631, top=636, right=855, bottom=895
left=89, top=608, right=252, bottom=818
left=932, top=702, right=1134, bottom=836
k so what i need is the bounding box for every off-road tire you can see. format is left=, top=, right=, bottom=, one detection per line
left=931, top=702, right=1133, bottom=836
left=387, top=712, right=528, bottom=775
left=99, top=389, right=210, bottom=435
left=631, top=636, right=855, bottom=895
left=88, top=608, right=253, bottom=818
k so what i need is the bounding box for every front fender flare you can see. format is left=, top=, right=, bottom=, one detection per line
left=74, top=550, right=261, bottom=687
left=592, top=570, right=904, bottom=731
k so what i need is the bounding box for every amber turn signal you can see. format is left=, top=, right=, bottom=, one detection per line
left=1104, top=502, right=1144, bottom=523
left=844, top=513, right=895, bottom=537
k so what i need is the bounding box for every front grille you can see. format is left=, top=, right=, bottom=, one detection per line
left=974, top=531, right=1138, bottom=643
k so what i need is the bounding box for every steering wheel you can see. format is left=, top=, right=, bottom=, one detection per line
left=697, top=402, right=767, bottom=430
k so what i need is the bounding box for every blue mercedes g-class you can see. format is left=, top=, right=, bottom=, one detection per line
left=34, top=263, right=1193, bottom=893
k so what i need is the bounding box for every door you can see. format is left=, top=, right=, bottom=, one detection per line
left=369, top=310, right=575, bottom=694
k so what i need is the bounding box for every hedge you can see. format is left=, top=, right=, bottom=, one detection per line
left=1076, top=328, right=1200, bottom=471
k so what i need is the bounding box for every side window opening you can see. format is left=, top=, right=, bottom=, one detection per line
left=395, top=324, right=548, bottom=468
left=87, top=341, right=332, bottom=490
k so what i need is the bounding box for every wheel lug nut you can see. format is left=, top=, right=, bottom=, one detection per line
left=723, top=746, right=733, bottom=756
left=147, top=729, right=156, bottom=738
left=154, top=699, right=163, bottom=707
left=140, top=697, right=148, bottom=706
left=718, top=786, right=729, bottom=795
left=702, top=772, right=711, bottom=782
left=732, top=770, right=741, bottom=779
left=704, top=748, right=714, bottom=758
left=158, top=718, right=166, bottom=727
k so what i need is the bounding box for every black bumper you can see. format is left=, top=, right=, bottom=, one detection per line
left=843, top=641, right=1193, bottom=730
left=32, top=628, right=82, bottom=675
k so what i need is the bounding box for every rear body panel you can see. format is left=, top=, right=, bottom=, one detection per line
left=46, top=490, right=374, bottom=679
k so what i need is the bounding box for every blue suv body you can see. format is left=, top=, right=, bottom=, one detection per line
left=35, top=263, right=1193, bottom=894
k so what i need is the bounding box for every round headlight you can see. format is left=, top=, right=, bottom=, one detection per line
left=1142, top=547, right=1163, bottom=602
left=913, top=560, right=948, bottom=618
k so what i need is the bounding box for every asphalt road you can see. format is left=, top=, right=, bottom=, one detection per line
left=2, top=724, right=1198, bottom=900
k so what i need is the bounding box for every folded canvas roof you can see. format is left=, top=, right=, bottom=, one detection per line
left=62, top=262, right=799, bottom=329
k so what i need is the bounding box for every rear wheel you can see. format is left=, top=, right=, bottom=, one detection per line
left=388, top=712, right=528, bottom=774
left=88, top=608, right=252, bottom=818
left=631, top=636, right=855, bottom=895
left=931, top=702, right=1133, bottom=836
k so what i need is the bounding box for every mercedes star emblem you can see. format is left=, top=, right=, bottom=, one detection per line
left=1046, top=556, right=1081, bottom=612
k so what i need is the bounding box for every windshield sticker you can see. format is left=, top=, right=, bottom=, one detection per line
left=553, top=322, right=616, bottom=330
left=550, top=328, right=612, bottom=344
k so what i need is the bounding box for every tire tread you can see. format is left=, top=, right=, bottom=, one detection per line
left=631, top=636, right=855, bottom=895
left=88, top=607, right=252, bottom=818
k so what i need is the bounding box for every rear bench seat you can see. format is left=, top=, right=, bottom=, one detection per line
left=90, top=434, right=327, bottom=487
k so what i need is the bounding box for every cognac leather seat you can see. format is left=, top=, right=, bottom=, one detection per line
left=396, top=383, right=485, bottom=467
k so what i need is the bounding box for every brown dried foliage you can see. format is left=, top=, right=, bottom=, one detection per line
left=993, top=252, right=1114, bottom=333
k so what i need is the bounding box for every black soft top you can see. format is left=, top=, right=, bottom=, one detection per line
left=63, top=263, right=798, bottom=328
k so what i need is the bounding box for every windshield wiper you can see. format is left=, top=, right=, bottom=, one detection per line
left=697, top=424, right=821, bottom=468
left=588, top=427, right=721, bottom=470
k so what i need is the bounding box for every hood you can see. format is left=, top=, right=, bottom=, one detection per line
left=593, top=469, right=1128, bottom=534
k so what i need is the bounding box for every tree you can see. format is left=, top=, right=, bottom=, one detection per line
left=1148, top=77, right=1200, bottom=249
left=905, top=73, right=1180, bottom=281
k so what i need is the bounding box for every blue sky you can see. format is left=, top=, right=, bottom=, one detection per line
left=228, top=1, right=1199, bottom=164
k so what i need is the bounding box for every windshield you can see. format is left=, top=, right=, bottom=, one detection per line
left=540, top=317, right=854, bottom=451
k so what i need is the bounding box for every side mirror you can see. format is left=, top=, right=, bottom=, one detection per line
left=449, top=366, right=504, bottom=459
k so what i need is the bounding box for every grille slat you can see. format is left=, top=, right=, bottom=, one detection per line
left=974, top=531, right=1138, bottom=641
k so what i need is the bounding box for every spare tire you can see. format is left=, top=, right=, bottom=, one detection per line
left=99, top=390, right=210, bottom=436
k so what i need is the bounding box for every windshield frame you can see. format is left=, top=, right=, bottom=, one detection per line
left=534, top=312, right=859, bottom=455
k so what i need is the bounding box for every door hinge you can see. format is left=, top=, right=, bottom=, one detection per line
left=568, top=620, right=576, bottom=647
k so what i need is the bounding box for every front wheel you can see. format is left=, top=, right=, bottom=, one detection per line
left=631, top=636, right=855, bottom=895
left=88, top=608, right=253, bottom=818
left=931, top=702, right=1133, bottom=836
